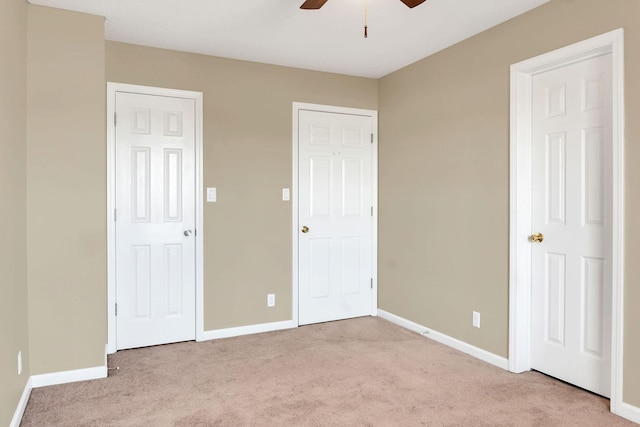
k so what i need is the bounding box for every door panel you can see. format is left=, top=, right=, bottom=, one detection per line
left=531, top=54, right=612, bottom=397
left=115, top=92, right=196, bottom=350
left=544, top=252, right=566, bottom=346
left=310, top=156, right=332, bottom=218
left=545, top=132, right=566, bottom=225
left=298, top=110, right=373, bottom=325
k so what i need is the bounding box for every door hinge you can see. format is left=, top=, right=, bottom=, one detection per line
left=114, top=112, right=117, bottom=127
left=113, top=208, right=117, bottom=221
left=371, top=206, right=373, bottom=217
left=371, top=278, right=373, bottom=289
left=115, top=303, right=118, bottom=316
left=370, top=133, right=373, bottom=144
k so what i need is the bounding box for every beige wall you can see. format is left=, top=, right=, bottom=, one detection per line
left=26, top=6, right=106, bottom=374
left=0, top=0, right=29, bottom=424
left=106, top=42, right=378, bottom=330
left=378, top=0, right=640, bottom=407
left=7, top=0, right=640, bottom=420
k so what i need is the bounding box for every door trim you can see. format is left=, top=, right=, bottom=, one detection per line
left=508, top=29, right=624, bottom=411
left=292, top=102, right=378, bottom=326
left=106, top=82, right=204, bottom=353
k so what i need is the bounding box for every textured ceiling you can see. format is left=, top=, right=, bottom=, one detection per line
left=29, top=0, right=549, bottom=78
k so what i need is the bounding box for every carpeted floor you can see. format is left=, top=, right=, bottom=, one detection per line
left=21, top=317, right=634, bottom=426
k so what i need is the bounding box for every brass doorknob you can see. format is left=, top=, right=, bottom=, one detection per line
left=529, top=233, right=544, bottom=243
left=301, top=226, right=309, bottom=233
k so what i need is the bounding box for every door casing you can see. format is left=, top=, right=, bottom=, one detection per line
left=508, top=29, right=625, bottom=413
left=107, top=82, right=204, bottom=353
left=292, top=102, right=379, bottom=326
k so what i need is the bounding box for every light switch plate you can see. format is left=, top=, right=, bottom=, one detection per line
left=282, top=188, right=290, bottom=201
left=473, top=311, right=481, bottom=328
left=206, top=187, right=217, bottom=203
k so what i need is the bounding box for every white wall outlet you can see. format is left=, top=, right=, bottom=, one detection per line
left=206, top=187, right=217, bottom=202
left=473, top=311, right=481, bottom=328
left=282, top=188, right=290, bottom=201
left=18, top=350, right=22, bottom=375
left=267, top=293, right=275, bottom=307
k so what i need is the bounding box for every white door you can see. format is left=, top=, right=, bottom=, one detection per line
left=298, top=110, right=374, bottom=325
left=530, top=53, right=612, bottom=397
left=115, top=92, right=196, bottom=350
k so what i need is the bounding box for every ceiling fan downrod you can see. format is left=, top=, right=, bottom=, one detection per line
left=364, top=0, right=368, bottom=38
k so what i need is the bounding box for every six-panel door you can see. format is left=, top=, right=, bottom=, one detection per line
left=115, top=92, right=196, bottom=350
left=298, top=110, right=374, bottom=325
left=530, top=53, right=613, bottom=397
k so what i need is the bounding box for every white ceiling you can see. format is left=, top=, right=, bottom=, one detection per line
left=29, top=0, right=549, bottom=78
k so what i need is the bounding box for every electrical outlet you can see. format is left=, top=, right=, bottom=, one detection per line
left=267, top=293, right=275, bottom=307
left=473, top=311, right=481, bottom=328
left=18, top=351, right=22, bottom=375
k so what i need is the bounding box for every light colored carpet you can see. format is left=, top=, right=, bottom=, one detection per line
left=21, top=317, right=634, bottom=426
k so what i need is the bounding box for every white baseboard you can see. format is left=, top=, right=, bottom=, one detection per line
left=10, top=377, right=33, bottom=427
left=199, top=320, right=296, bottom=341
left=11, top=366, right=106, bottom=426
left=614, top=401, right=640, bottom=424
left=378, top=309, right=509, bottom=370
left=30, top=365, right=107, bottom=388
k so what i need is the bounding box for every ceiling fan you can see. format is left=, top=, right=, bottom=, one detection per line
left=300, top=0, right=426, bottom=9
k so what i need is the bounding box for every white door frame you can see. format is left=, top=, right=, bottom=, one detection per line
left=509, top=29, right=625, bottom=412
left=292, top=102, right=378, bottom=326
left=106, top=82, right=204, bottom=353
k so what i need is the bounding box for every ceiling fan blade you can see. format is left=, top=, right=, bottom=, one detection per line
left=400, top=0, right=427, bottom=8
left=300, top=0, right=329, bottom=9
